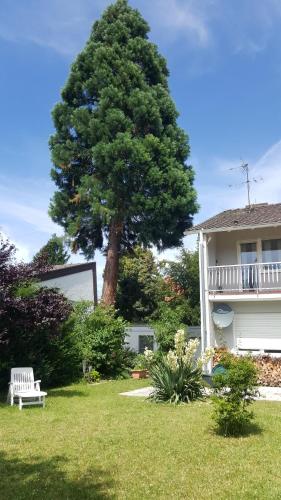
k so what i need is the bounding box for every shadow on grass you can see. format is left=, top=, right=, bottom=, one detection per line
left=212, top=421, right=263, bottom=438
left=48, top=389, right=87, bottom=398
left=0, top=451, right=115, bottom=500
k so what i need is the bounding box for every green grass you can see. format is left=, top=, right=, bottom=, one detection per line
left=1, top=379, right=281, bottom=499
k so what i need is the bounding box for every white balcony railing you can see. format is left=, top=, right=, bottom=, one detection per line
left=208, top=262, right=281, bottom=293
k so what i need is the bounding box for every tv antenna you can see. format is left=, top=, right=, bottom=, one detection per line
left=228, top=162, right=263, bottom=207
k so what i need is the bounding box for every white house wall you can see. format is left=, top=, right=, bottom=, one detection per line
left=41, top=270, right=94, bottom=302
left=207, top=233, right=217, bottom=266
left=125, top=325, right=156, bottom=352
left=212, top=300, right=281, bottom=350
left=215, top=226, right=281, bottom=266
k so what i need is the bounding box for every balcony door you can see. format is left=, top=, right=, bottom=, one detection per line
left=240, top=242, right=258, bottom=289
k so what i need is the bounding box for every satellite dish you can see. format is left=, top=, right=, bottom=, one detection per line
left=212, top=303, right=234, bottom=328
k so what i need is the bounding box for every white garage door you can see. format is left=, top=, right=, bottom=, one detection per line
left=235, top=313, right=281, bottom=351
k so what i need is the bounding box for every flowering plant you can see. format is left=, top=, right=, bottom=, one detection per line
left=166, top=330, right=214, bottom=372
left=149, top=330, right=214, bottom=404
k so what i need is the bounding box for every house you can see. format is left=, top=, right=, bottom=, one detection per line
left=187, top=202, right=281, bottom=367
left=39, top=262, right=98, bottom=304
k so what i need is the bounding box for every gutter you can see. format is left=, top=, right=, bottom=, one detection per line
left=185, top=221, right=281, bottom=236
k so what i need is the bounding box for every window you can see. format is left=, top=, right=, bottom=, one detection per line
left=138, top=335, right=154, bottom=354
left=240, top=242, right=257, bottom=264
left=262, top=239, right=281, bottom=263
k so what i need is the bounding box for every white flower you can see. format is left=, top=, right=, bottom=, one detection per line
left=197, top=347, right=215, bottom=369
left=174, top=329, right=186, bottom=356
left=166, top=350, right=178, bottom=371
left=144, top=347, right=154, bottom=361
left=183, top=338, right=200, bottom=363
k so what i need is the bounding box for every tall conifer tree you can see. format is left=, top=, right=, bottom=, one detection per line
left=49, top=0, right=198, bottom=304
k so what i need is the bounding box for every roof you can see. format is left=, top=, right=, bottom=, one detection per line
left=38, top=262, right=98, bottom=305
left=39, top=262, right=96, bottom=280
left=187, top=203, right=281, bottom=234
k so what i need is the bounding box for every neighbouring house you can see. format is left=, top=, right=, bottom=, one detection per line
left=39, top=262, right=98, bottom=304
left=125, top=325, right=156, bottom=353
left=187, top=202, right=281, bottom=368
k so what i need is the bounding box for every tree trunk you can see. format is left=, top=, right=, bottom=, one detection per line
left=101, top=219, right=122, bottom=306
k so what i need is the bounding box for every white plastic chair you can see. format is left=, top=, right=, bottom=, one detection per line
left=8, top=368, right=47, bottom=410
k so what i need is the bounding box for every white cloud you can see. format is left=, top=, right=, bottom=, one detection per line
left=0, top=0, right=106, bottom=56
left=0, top=178, right=59, bottom=234
left=1, top=0, right=280, bottom=61
left=0, top=0, right=214, bottom=57
left=143, top=0, right=212, bottom=47
left=0, top=227, right=31, bottom=262
left=194, top=138, right=281, bottom=224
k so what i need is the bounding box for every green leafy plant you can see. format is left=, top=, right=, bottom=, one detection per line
left=212, top=354, right=259, bottom=436
left=0, top=234, right=76, bottom=389
left=149, top=357, right=203, bottom=404
left=151, top=304, right=186, bottom=352
left=68, top=302, right=128, bottom=377
left=133, top=354, right=147, bottom=370
left=85, top=369, right=101, bottom=384
left=149, top=330, right=214, bottom=404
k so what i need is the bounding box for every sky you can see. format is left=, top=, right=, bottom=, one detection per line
left=1, top=0, right=281, bottom=295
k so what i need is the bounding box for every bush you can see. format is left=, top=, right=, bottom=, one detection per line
left=151, top=303, right=186, bottom=352
left=149, top=357, right=203, bottom=404
left=149, top=330, right=214, bottom=404
left=68, top=302, right=128, bottom=377
left=84, top=369, right=100, bottom=383
left=212, top=354, right=258, bottom=436
left=133, top=348, right=155, bottom=370
left=133, top=354, right=147, bottom=370
left=0, top=235, right=76, bottom=388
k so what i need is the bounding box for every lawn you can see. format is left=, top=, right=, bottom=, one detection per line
left=1, top=379, right=281, bottom=500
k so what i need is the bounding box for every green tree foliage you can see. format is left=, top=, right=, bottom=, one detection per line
left=116, top=246, right=165, bottom=322
left=33, top=234, right=70, bottom=266
left=152, top=304, right=186, bottom=352
left=49, top=0, right=198, bottom=305
left=68, top=302, right=129, bottom=377
left=162, top=249, right=200, bottom=325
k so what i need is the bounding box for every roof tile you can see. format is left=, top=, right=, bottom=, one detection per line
left=189, top=203, right=281, bottom=232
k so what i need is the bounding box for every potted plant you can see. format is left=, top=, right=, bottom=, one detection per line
left=131, top=354, right=148, bottom=379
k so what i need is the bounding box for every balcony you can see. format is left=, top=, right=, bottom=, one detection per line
left=208, top=262, right=281, bottom=296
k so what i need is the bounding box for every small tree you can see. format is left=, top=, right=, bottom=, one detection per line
left=68, top=302, right=128, bottom=377
left=33, top=234, right=70, bottom=265
left=116, top=246, right=165, bottom=322
left=212, top=354, right=258, bottom=436
left=49, top=0, right=198, bottom=305
left=162, top=249, right=200, bottom=325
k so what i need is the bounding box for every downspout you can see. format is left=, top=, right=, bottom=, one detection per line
left=199, top=231, right=206, bottom=354
left=203, top=233, right=212, bottom=373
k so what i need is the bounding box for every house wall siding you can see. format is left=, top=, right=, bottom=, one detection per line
left=41, top=270, right=95, bottom=302
left=215, top=226, right=281, bottom=265
left=213, top=300, right=281, bottom=350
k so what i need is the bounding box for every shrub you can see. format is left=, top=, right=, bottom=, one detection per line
left=133, top=349, right=155, bottom=370
left=133, top=354, right=147, bottom=370
left=149, top=330, right=214, bottom=404
left=68, top=302, right=128, bottom=377
left=84, top=369, right=100, bottom=384
left=0, top=235, right=76, bottom=388
left=212, top=354, right=258, bottom=436
left=151, top=304, right=186, bottom=352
